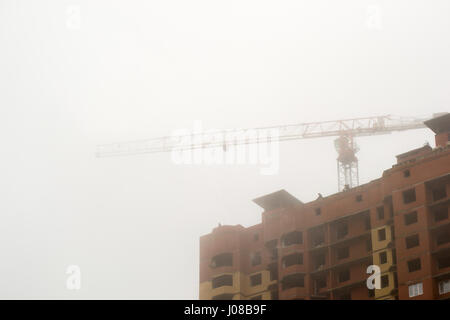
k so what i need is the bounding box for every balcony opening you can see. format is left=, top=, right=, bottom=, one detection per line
left=312, top=252, right=326, bottom=270
left=379, top=251, right=388, bottom=264
left=378, top=228, right=386, bottom=241
left=434, top=206, right=448, bottom=222
left=336, top=222, right=348, bottom=240
left=313, top=276, right=327, bottom=294
left=250, top=252, right=262, bottom=266
left=439, top=279, right=450, bottom=295
left=268, top=263, right=278, bottom=281
left=281, top=273, right=305, bottom=290
left=404, top=211, right=418, bottom=225
left=437, top=255, right=450, bottom=269
left=265, top=239, right=277, bottom=248
left=403, top=188, right=416, bottom=204
left=406, top=234, right=420, bottom=249
left=211, top=253, right=233, bottom=268
left=212, top=293, right=234, bottom=300
left=338, top=269, right=350, bottom=283
left=311, top=228, right=325, bottom=247
left=407, top=258, right=421, bottom=272
left=377, top=206, right=385, bottom=220
left=250, top=273, right=262, bottom=287
left=270, top=290, right=279, bottom=300
left=282, top=253, right=303, bottom=268
left=281, top=231, right=303, bottom=247
left=437, top=232, right=450, bottom=246
left=432, top=185, right=447, bottom=202
left=212, top=274, right=233, bottom=289
left=381, top=275, right=389, bottom=288
left=337, top=246, right=350, bottom=260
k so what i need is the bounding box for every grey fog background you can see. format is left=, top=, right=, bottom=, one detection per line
left=0, top=0, right=448, bottom=299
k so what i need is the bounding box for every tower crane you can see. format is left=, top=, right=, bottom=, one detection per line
left=95, top=114, right=433, bottom=191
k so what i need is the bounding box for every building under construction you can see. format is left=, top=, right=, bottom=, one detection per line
left=199, top=113, right=450, bottom=300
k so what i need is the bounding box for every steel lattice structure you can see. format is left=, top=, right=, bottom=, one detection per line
left=96, top=114, right=430, bottom=191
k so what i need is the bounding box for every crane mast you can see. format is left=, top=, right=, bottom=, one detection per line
left=96, top=114, right=429, bottom=191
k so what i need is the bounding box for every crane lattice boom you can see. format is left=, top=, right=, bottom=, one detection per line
left=96, top=115, right=428, bottom=158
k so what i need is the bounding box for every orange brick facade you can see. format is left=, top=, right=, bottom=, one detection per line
left=200, top=114, right=450, bottom=300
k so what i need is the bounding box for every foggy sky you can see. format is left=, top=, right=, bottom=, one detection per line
left=0, top=0, right=448, bottom=299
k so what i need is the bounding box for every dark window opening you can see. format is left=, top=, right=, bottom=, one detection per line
left=378, top=228, right=386, bottom=241
left=211, top=253, right=233, bottom=268
left=377, top=206, right=385, bottom=220
left=337, top=247, right=350, bottom=260
left=364, top=216, right=371, bottom=230
left=366, top=239, right=372, bottom=252
left=270, top=247, right=278, bottom=261
left=407, top=258, right=421, bottom=272
left=356, top=195, right=363, bottom=202
left=381, top=275, right=389, bottom=288
left=282, top=231, right=303, bottom=247
left=281, top=273, right=305, bottom=290
left=405, top=211, right=418, bottom=225
left=403, top=188, right=416, bottom=204
left=251, top=252, right=262, bottom=266
left=337, top=223, right=348, bottom=239
left=432, top=186, right=447, bottom=202
left=269, top=265, right=278, bottom=281
left=379, top=251, right=388, bottom=264
left=212, top=293, right=234, bottom=300
left=434, top=207, right=448, bottom=222
left=338, top=269, right=350, bottom=283
left=282, top=253, right=303, bottom=268
left=392, top=249, right=397, bottom=265
left=315, top=208, right=321, bottom=216
left=250, top=273, right=262, bottom=286
left=436, top=232, right=450, bottom=246
left=404, top=169, right=410, bottom=177
left=406, top=234, right=420, bottom=249
left=438, top=255, right=450, bottom=269
left=253, top=233, right=259, bottom=242
left=212, top=274, right=233, bottom=289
